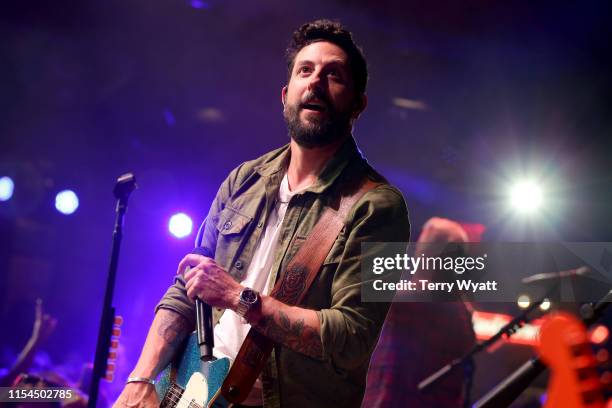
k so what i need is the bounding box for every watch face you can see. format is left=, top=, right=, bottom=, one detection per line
left=241, top=288, right=258, bottom=304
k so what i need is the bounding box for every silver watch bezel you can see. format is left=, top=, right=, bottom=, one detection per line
left=237, top=287, right=260, bottom=317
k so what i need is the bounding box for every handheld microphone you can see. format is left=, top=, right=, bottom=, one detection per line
left=191, top=246, right=215, bottom=361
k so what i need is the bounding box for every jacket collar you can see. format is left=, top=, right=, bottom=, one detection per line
left=254, top=136, right=363, bottom=194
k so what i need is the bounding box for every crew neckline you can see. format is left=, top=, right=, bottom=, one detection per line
left=279, top=173, right=312, bottom=203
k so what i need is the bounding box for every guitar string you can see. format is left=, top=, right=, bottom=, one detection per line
left=169, top=385, right=183, bottom=398
left=168, top=393, right=204, bottom=408
left=166, top=393, right=182, bottom=404
left=165, top=395, right=180, bottom=407
left=167, top=389, right=181, bottom=400
left=164, top=386, right=183, bottom=408
left=164, top=383, right=204, bottom=408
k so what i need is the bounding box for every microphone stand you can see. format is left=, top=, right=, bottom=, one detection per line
left=418, top=297, right=547, bottom=408
left=473, top=289, right=612, bottom=408
left=88, top=173, right=137, bottom=408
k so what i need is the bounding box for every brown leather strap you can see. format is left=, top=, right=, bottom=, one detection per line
left=221, top=178, right=379, bottom=404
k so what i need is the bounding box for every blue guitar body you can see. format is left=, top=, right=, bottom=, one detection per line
left=156, top=332, right=231, bottom=408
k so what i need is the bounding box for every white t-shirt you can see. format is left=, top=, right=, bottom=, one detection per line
left=213, top=173, right=304, bottom=405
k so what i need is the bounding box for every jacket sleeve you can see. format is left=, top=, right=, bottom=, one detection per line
left=154, top=163, right=246, bottom=327
left=317, top=185, right=410, bottom=370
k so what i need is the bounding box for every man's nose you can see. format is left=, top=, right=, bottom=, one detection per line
left=307, top=70, right=325, bottom=92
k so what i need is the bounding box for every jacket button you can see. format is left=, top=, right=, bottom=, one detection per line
left=234, top=260, right=243, bottom=269
left=257, top=221, right=263, bottom=228
left=223, top=221, right=232, bottom=230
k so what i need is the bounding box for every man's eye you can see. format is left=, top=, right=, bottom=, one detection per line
left=298, top=66, right=311, bottom=74
left=328, top=69, right=343, bottom=80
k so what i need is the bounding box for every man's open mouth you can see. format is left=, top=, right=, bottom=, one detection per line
left=302, top=103, right=327, bottom=112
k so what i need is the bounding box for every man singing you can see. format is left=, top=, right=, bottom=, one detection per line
left=115, top=19, right=410, bottom=408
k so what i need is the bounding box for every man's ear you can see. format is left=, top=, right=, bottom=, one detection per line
left=352, top=94, right=368, bottom=119
left=281, top=85, right=288, bottom=105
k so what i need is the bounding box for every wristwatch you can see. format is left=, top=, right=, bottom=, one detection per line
left=236, top=287, right=260, bottom=318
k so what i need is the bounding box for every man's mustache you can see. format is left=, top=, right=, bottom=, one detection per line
left=300, top=91, right=330, bottom=110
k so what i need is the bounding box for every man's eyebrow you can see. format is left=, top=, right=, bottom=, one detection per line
left=295, top=59, right=348, bottom=68
left=295, top=59, right=314, bottom=67
left=325, top=60, right=349, bottom=68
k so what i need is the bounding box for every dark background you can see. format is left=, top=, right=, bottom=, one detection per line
left=1, top=0, right=611, bottom=404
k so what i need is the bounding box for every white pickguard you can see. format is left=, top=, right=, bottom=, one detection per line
left=176, top=372, right=209, bottom=408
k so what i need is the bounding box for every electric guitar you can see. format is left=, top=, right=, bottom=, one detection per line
left=156, top=332, right=231, bottom=408
left=538, top=312, right=606, bottom=408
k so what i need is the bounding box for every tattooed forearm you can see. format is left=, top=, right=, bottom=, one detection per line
left=156, top=309, right=191, bottom=349
left=254, top=310, right=323, bottom=359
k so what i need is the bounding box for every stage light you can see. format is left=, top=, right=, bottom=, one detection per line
left=509, top=180, right=543, bottom=213
left=517, top=294, right=530, bottom=309
left=0, top=176, right=14, bottom=201
left=190, top=0, right=208, bottom=9
left=539, top=298, right=551, bottom=311
left=55, top=190, right=79, bottom=215
left=169, top=213, right=193, bottom=238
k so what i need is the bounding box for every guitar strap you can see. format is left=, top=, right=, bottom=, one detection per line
left=220, top=175, right=379, bottom=404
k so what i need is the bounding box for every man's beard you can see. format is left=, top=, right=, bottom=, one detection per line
left=283, top=92, right=353, bottom=148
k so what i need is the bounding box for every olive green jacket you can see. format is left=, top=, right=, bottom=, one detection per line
left=156, top=137, right=410, bottom=407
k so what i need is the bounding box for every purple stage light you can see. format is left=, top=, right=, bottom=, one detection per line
left=169, top=213, right=193, bottom=238
left=0, top=176, right=15, bottom=201
left=190, top=0, right=209, bottom=9
left=163, top=109, right=176, bottom=127
left=55, top=189, right=79, bottom=215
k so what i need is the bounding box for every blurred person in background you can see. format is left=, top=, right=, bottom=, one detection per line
left=363, top=217, right=477, bottom=408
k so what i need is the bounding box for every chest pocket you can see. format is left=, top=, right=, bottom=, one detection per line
left=215, top=206, right=253, bottom=278
left=216, top=206, right=252, bottom=236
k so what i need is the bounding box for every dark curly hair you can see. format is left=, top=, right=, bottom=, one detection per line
left=285, top=19, right=368, bottom=95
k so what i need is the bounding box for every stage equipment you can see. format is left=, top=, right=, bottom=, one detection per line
left=88, top=172, right=137, bottom=408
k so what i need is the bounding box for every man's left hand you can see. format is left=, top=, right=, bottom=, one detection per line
left=178, top=254, right=242, bottom=310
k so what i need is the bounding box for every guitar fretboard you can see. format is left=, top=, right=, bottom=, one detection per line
left=161, top=382, right=204, bottom=408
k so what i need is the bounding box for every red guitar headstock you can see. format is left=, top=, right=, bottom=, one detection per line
left=538, top=312, right=605, bottom=408
left=105, top=315, right=123, bottom=382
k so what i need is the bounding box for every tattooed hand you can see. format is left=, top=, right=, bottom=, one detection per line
left=178, top=253, right=243, bottom=310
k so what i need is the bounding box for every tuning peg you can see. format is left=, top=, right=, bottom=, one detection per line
left=104, top=362, right=116, bottom=383
left=114, top=316, right=124, bottom=326
left=600, top=371, right=612, bottom=393
left=596, top=349, right=609, bottom=365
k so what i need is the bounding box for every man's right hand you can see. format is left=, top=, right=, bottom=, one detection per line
left=112, top=309, right=191, bottom=407
left=113, top=382, right=159, bottom=408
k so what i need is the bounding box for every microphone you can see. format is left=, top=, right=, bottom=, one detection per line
left=190, top=246, right=215, bottom=361
left=522, top=266, right=591, bottom=284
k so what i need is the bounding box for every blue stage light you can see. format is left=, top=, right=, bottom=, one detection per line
left=0, top=177, right=14, bottom=201
left=169, top=213, right=193, bottom=238
left=55, top=190, right=79, bottom=215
